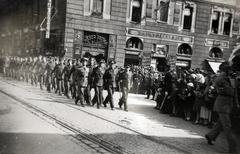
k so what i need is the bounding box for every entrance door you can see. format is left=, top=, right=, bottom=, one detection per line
left=125, top=54, right=140, bottom=66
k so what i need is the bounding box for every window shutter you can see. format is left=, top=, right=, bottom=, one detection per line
left=233, top=13, right=240, bottom=35
left=146, top=2, right=152, bottom=18
left=167, top=0, right=175, bottom=25
left=103, top=0, right=111, bottom=19
left=173, top=1, right=182, bottom=26
left=152, top=0, right=157, bottom=19
left=84, top=0, right=91, bottom=16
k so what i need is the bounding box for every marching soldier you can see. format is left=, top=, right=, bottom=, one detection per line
left=52, top=58, right=65, bottom=95
left=69, top=59, right=79, bottom=99
left=118, top=65, right=133, bottom=112
left=44, top=57, right=55, bottom=93
left=85, top=57, right=97, bottom=105
left=63, top=59, right=72, bottom=98
left=91, top=59, right=106, bottom=109
left=38, top=57, right=47, bottom=90
left=103, top=60, right=118, bottom=110
left=74, top=57, right=89, bottom=107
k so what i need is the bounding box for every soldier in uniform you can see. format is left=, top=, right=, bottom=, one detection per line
left=103, top=60, right=118, bottom=110
left=205, top=61, right=239, bottom=153
left=69, top=59, right=80, bottom=99
left=38, top=57, right=47, bottom=90
left=91, top=59, right=106, bottom=109
left=85, top=57, right=97, bottom=105
left=52, top=58, right=65, bottom=95
left=74, top=57, right=89, bottom=107
left=118, top=65, right=133, bottom=112
left=44, top=57, right=55, bottom=92
left=63, top=59, right=72, bottom=98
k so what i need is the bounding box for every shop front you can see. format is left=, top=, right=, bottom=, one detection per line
left=126, top=28, right=194, bottom=69
left=203, top=39, right=229, bottom=73
left=73, top=30, right=117, bottom=63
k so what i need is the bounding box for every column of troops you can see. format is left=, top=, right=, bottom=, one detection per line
left=0, top=55, right=134, bottom=111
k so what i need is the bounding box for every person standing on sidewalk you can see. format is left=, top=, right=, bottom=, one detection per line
left=118, top=65, right=133, bottom=112
left=205, top=61, right=239, bottom=153
left=103, top=60, right=118, bottom=110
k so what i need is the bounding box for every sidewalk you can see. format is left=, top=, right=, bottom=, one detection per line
left=0, top=100, right=11, bottom=115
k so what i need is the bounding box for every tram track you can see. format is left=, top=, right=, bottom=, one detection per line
left=0, top=77, right=190, bottom=154
left=0, top=88, right=132, bottom=154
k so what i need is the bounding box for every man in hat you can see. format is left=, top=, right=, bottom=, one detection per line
left=103, top=60, right=118, bottom=110
left=74, top=57, right=89, bottom=107
left=91, top=59, right=106, bottom=109
left=205, top=61, right=239, bottom=153
left=118, top=65, right=133, bottom=111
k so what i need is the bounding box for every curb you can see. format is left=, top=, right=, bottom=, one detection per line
left=0, top=104, right=11, bottom=115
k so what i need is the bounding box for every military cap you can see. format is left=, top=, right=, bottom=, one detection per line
left=99, top=59, right=105, bottom=63
left=109, top=60, right=116, bottom=65
left=81, top=57, right=88, bottom=62
left=125, top=64, right=131, bottom=68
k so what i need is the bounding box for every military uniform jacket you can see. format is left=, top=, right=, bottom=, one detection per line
left=119, top=71, right=133, bottom=90
left=92, top=67, right=105, bottom=87
left=104, top=68, right=118, bottom=88
left=45, top=62, right=55, bottom=76
left=76, top=66, right=89, bottom=87
left=63, top=65, right=71, bottom=81
left=213, top=72, right=238, bottom=114
left=52, top=64, right=65, bottom=79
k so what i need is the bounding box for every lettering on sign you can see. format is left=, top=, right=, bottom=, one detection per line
left=205, top=39, right=229, bottom=48
left=126, top=28, right=194, bottom=44
left=46, top=0, right=52, bottom=39
left=83, top=34, right=108, bottom=46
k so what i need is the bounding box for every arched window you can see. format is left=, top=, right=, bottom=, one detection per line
left=209, top=47, right=223, bottom=58
left=178, top=43, right=192, bottom=55
left=126, top=37, right=143, bottom=50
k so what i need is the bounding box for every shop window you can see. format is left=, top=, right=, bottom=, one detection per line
left=132, top=0, right=142, bottom=23
left=180, top=2, right=196, bottom=32
left=209, top=7, right=234, bottom=36
left=209, top=47, right=223, bottom=58
left=178, top=43, right=192, bottom=55
left=92, top=0, right=103, bottom=16
left=126, top=37, right=143, bottom=50
left=155, top=0, right=169, bottom=22
left=152, top=44, right=168, bottom=55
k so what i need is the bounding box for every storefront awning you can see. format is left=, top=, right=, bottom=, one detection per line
left=207, top=61, right=221, bottom=73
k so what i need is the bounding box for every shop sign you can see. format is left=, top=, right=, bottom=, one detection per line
left=83, top=31, right=108, bottom=47
left=205, top=39, right=229, bottom=48
left=46, top=0, right=52, bottom=39
left=126, top=28, right=194, bottom=44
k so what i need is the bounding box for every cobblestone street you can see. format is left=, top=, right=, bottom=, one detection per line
left=0, top=76, right=239, bottom=154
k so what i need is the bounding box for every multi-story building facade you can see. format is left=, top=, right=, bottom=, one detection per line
left=0, top=0, right=240, bottom=71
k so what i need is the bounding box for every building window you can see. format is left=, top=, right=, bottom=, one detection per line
left=126, top=37, right=143, bottom=50
left=178, top=43, right=192, bottom=55
left=180, top=2, right=196, bottom=32
left=132, top=0, right=142, bottom=23
left=209, top=47, right=223, bottom=58
left=92, top=0, right=103, bottom=16
left=209, top=7, right=234, bottom=36
left=155, top=0, right=169, bottom=22
left=84, top=0, right=111, bottom=19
